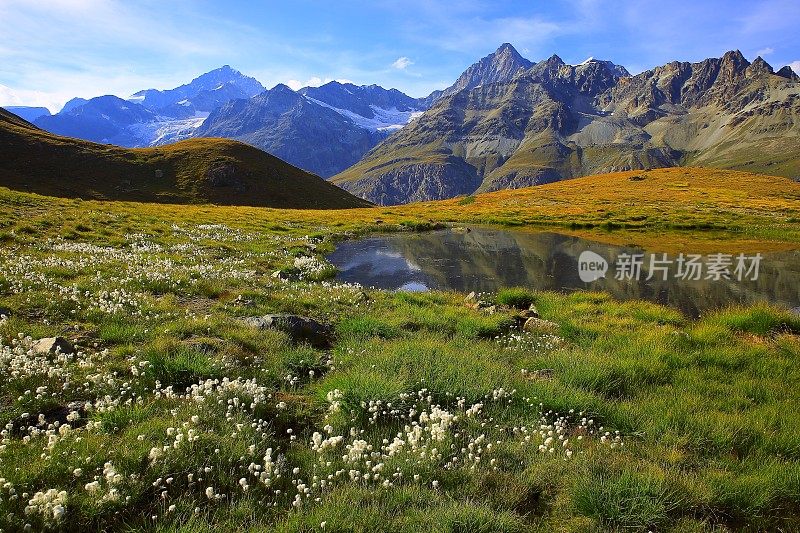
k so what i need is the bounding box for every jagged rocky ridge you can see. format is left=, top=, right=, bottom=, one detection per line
left=333, top=45, right=800, bottom=205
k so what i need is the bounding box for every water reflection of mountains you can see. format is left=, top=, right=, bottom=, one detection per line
left=328, top=228, right=800, bottom=317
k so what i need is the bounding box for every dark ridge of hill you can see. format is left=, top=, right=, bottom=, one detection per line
left=0, top=107, right=371, bottom=209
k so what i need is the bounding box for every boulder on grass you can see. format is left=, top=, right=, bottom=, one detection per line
left=32, top=337, right=75, bottom=355
left=518, top=307, right=539, bottom=319
left=523, top=368, right=555, bottom=381
left=522, top=318, right=559, bottom=335
left=243, top=314, right=332, bottom=349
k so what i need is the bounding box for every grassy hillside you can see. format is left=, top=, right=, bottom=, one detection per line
left=0, top=108, right=371, bottom=209
left=406, top=166, right=800, bottom=239
left=0, top=167, right=799, bottom=531
left=337, top=167, right=800, bottom=247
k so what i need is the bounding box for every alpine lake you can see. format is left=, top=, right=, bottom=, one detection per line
left=328, top=227, right=800, bottom=317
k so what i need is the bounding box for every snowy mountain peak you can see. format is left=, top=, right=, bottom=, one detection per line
left=127, top=66, right=265, bottom=116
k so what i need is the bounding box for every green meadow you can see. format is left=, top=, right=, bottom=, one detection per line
left=1, top=174, right=800, bottom=532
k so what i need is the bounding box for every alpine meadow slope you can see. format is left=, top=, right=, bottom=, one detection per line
left=3, top=3, right=800, bottom=531
left=0, top=164, right=800, bottom=531
left=0, top=108, right=371, bottom=209
left=333, top=45, right=800, bottom=205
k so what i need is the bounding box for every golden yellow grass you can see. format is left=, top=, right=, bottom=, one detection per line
left=2, top=166, right=800, bottom=251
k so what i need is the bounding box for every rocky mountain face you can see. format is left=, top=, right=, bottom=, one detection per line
left=129, top=65, right=265, bottom=117
left=196, top=81, right=437, bottom=177
left=34, top=95, right=160, bottom=146
left=299, top=82, right=427, bottom=130
left=441, top=43, right=533, bottom=99
left=60, top=98, right=88, bottom=113
left=3, top=106, right=50, bottom=122
left=333, top=45, right=800, bottom=205
left=30, top=68, right=431, bottom=177
left=194, top=84, right=388, bottom=177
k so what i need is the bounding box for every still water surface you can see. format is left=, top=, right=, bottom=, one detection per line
left=327, top=228, right=800, bottom=316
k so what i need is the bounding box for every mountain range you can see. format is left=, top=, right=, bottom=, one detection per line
left=5, top=43, right=799, bottom=205
left=31, top=66, right=265, bottom=148
left=18, top=67, right=435, bottom=178
left=195, top=82, right=433, bottom=176
left=333, top=44, right=800, bottom=204
left=3, top=106, right=51, bottom=122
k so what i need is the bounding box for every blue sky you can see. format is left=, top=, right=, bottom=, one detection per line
left=1, top=0, right=798, bottom=112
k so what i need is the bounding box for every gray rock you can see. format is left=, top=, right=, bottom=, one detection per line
left=522, top=317, right=559, bottom=334
left=525, top=368, right=555, bottom=381
left=271, top=269, right=299, bottom=281
left=353, top=291, right=370, bottom=303
left=206, top=163, right=246, bottom=192
left=32, top=337, right=75, bottom=355
left=243, top=314, right=332, bottom=349
left=513, top=307, right=540, bottom=329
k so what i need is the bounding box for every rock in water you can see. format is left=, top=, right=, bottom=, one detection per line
left=32, top=337, right=75, bottom=355
left=243, top=314, right=332, bottom=348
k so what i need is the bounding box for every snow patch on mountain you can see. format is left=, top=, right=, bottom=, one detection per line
left=126, top=113, right=209, bottom=146
left=304, top=97, right=421, bottom=132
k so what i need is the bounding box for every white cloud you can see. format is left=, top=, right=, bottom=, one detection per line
left=284, top=77, right=354, bottom=91
left=0, top=65, right=197, bottom=113
left=0, top=0, right=264, bottom=108
left=756, top=47, right=775, bottom=56
left=0, top=84, right=73, bottom=114
left=790, top=61, right=800, bottom=75
left=392, top=57, right=414, bottom=70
